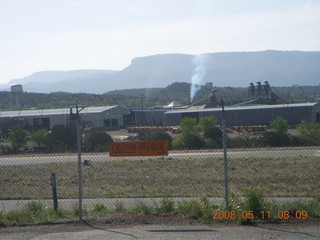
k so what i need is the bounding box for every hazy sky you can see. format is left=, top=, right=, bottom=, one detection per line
left=1, top=0, right=319, bottom=84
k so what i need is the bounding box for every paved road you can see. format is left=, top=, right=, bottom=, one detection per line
left=1, top=224, right=319, bottom=240
left=0, top=148, right=319, bottom=166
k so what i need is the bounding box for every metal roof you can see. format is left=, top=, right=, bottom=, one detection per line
left=0, top=106, right=118, bottom=118
left=165, top=102, right=319, bottom=114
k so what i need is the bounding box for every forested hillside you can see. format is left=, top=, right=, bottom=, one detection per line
left=0, top=83, right=318, bottom=111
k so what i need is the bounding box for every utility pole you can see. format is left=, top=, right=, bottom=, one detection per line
left=221, top=99, right=229, bottom=211
left=70, top=105, right=86, bottom=220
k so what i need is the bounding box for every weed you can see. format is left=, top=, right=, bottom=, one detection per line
left=114, top=201, right=126, bottom=212
left=177, top=199, right=202, bottom=218
left=47, top=208, right=64, bottom=219
left=219, top=192, right=242, bottom=212
left=25, top=201, right=45, bottom=217
left=0, top=211, right=8, bottom=225
left=92, top=203, right=110, bottom=213
left=199, top=196, right=217, bottom=223
left=71, top=204, right=87, bottom=216
left=130, top=202, right=154, bottom=214
left=242, top=188, right=267, bottom=219
left=158, top=198, right=175, bottom=212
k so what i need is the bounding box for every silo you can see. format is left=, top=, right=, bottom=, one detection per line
left=11, top=84, right=23, bottom=108
left=11, top=84, right=23, bottom=93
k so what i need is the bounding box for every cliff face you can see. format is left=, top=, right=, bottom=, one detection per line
left=1, top=51, right=319, bottom=94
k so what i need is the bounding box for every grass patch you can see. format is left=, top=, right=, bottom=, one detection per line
left=114, top=201, right=126, bottom=213
left=0, top=201, right=74, bottom=225
left=0, top=195, right=319, bottom=226
left=91, top=203, right=111, bottom=213
left=0, top=156, right=318, bottom=199
left=129, top=202, right=155, bottom=214
left=158, top=198, right=175, bottom=212
left=177, top=197, right=215, bottom=223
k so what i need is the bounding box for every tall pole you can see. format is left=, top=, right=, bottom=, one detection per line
left=221, top=99, right=229, bottom=210
left=77, top=111, right=83, bottom=220
left=77, top=113, right=82, bottom=221
left=70, top=105, right=84, bottom=220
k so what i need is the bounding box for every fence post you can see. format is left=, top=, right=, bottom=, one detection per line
left=77, top=114, right=83, bottom=220
left=70, top=105, right=86, bottom=221
left=221, top=99, right=229, bottom=210
left=51, top=173, right=58, bottom=211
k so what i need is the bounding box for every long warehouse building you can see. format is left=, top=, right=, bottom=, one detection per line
left=0, top=105, right=129, bottom=131
left=164, top=102, right=320, bottom=127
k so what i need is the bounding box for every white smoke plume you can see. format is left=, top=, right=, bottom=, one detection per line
left=190, top=54, right=208, bottom=102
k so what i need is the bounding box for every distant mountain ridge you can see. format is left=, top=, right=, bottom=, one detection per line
left=1, top=50, right=319, bottom=94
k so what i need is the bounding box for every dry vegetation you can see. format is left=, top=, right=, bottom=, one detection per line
left=0, top=156, right=319, bottom=200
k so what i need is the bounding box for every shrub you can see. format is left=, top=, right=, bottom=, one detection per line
left=158, top=198, right=175, bottom=212
left=180, top=117, right=198, bottom=135
left=30, top=129, right=47, bottom=147
left=183, top=133, right=206, bottom=149
left=8, top=126, right=28, bottom=151
left=269, top=117, right=289, bottom=133
left=177, top=197, right=213, bottom=222
left=289, top=135, right=319, bottom=146
left=242, top=188, right=267, bottom=219
left=172, top=133, right=206, bottom=150
left=72, top=204, right=87, bottom=216
left=204, top=138, right=220, bottom=149
left=144, top=131, right=173, bottom=149
left=177, top=199, right=204, bottom=219
left=172, top=135, right=186, bottom=150
left=83, top=129, right=113, bottom=152
left=45, top=125, right=77, bottom=152
left=114, top=201, right=126, bottom=212
left=92, top=203, right=110, bottom=213
left=261, top=131, right=290, bottom=147
left=296, top=120, right=320, bottom=142
left=130, top=202, right=154, bottom=214
left=198, top=116, right=222, bottom=147
left=0, top=145, right=13, bottom=155
left=228, top=136, right=264, bottom=148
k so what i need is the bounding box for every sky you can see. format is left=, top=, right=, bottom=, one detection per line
left=0, top=0, right=319, bottom=84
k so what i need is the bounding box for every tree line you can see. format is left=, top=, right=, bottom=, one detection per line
left=1, top=83, right=319, bottom=111
left=1, top=116, right=319, bottom=155
left=1, top=125, right=113, bottom=154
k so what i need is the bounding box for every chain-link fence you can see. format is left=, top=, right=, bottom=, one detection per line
left=0, top=105, right=319, bottom=223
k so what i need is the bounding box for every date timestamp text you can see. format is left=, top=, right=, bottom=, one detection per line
left=211, top=210, right=308, bottom=220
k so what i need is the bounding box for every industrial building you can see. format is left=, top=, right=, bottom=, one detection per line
left=2, top=103, right=319, bottom=132
left=127, top=106, right=178, bottom=126
left=0, top=105, right=129, bottom=131
left=164, top=102, right=320, bottom=127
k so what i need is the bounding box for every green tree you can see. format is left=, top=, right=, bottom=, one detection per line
left=45, top=124, right=77, bottom=152
left=198, top=116, right=217, bottom=131
left=198, top=116, right=222, bottom=147
left=144, top=130, right=173, bottom=149
left=180, top=117, right=197, bottom=135
left=8, top=126, right=28, bottom=151
left=174, top=117, right=206, bottom=150
left=30, top=129, right=47, bottom=147
left=296, top=120, right=320, bottom=142
left=83, top=129, right=113, bottom=152
left=269, top=117, right=289, bottom=133
left=264, top=117, right=290, bottom=147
